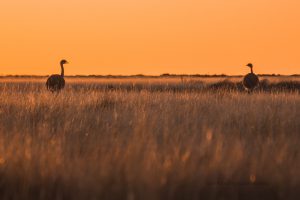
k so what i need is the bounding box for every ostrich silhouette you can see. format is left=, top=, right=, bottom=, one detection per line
left=46, top=59, right=69, bottom=92
left=243, top=63, right=259, bottom=91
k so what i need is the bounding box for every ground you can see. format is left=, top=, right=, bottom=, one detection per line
left=0, top=76, right=299, bottom=200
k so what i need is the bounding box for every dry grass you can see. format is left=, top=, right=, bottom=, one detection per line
left=0, top=77, right=299, bottom=200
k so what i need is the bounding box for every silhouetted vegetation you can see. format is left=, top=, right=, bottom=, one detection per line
left=1, top=77, right=299, bottom=93
left=67, top=79, right=299, bottom=93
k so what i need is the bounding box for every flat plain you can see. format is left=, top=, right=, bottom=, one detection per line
left=0, top=76, right=299, bottom=200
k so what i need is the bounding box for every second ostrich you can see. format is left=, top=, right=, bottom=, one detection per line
left=46, top=59, right=69, bottom=92
left=243, top=63, right=259, bottom=91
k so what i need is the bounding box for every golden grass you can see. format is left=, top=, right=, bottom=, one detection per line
left=0, top=77, right=299, bottom=199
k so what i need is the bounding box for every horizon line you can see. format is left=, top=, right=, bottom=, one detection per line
left=0, top=73, right=299, bottom=78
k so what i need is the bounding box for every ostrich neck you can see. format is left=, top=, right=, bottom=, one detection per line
left=250, top=67, right=253, bottom=73
left=61, top=64, right=64, bottom=77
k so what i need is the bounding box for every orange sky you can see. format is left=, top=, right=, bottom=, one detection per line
left=0, top=0, right=300, bottom=75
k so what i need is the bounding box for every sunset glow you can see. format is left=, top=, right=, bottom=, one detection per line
left=1, top=0, right=300, bottom=75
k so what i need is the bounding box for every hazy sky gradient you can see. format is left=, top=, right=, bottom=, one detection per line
left=1, top=0, right=300, bottom=75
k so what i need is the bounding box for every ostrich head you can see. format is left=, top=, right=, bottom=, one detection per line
left=60, top=59, right=69, bottom=65
left=246, top=63, right=254, bottom=73
left=246, top=63, right=253, bottom=68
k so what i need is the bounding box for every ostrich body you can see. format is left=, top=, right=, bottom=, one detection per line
left=243, top=63, right=259, bottom=91
left=46, top=60, right=68, bottom=92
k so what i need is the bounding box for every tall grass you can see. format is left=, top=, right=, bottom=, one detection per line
left=0, top=78, right=299, bottom=199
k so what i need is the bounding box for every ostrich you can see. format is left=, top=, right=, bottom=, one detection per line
left=243, top=63, right=259, bottom=91
left=46, top=59, right=69, bottom=92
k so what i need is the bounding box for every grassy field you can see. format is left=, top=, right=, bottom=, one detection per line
left=0, top=77, right=299, bottom=199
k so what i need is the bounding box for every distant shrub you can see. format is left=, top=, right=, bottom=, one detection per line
left=271, top=81, right=300, bottom=92
left=207, top=80, right=238, bottom=91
